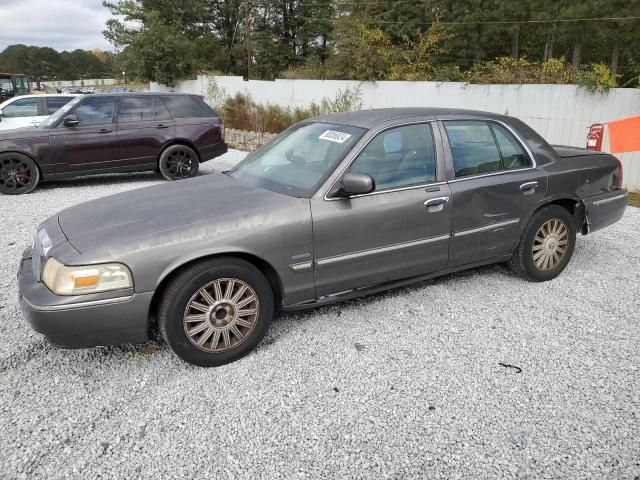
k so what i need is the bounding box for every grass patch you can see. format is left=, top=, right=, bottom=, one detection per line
left=628, top=192, right=640, bottom=208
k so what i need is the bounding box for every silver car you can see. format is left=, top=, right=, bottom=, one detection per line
left=18, top=108, right=627, bottom=366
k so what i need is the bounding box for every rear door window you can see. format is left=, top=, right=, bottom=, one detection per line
left=45, top=96, right=74, bottom=114
left=444, top=121, right=503, bottom=177
left=154, top=96, right=172, bottom=120
left=3, top=97, right=39, bottom=117
left=118, top=96, right=154, bottom=123
left=443, top=120, right=532, bottom=177
left=492, top=123, right=532, bottom=169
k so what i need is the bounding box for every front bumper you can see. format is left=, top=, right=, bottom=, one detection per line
left=18, top=256, right=152, bottom=349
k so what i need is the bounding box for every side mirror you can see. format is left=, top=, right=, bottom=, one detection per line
left=63, top=115, right=79, bottom=127
left=340, top=173, right=375, bottom=196
left=0, top=108, right=4, bottom=117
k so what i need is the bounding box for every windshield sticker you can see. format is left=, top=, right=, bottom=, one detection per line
left=319, top=130, right=352, bottom=144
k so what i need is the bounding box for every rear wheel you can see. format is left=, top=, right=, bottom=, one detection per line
left=158, top=144, right=199, bottom=181
left=159, top=258, right=274, bottom=367
left=0, top=153, right=40, bottom=195
left=509, top=204, right=576, bottom=282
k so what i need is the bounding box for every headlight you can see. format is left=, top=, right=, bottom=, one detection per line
left=42, top=258, right=133, bottom=295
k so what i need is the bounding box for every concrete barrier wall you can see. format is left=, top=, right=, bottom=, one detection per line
left=152, top=75, right=640, bottom=191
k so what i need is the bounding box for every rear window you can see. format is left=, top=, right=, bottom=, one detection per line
left=160, top=95, right=217, bottom=119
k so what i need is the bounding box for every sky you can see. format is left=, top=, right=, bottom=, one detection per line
left=0, top=0, right=114, bottom=52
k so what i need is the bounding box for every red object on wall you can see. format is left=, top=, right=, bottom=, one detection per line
left=586, top=124, right=604, bottom=151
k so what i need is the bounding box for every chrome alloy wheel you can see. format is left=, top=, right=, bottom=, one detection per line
left=183, top=278, right=259, bottom=353
left=532, top=218, right=569, bottom=271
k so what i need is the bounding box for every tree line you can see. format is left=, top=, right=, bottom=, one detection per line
left=0, top=45, right=116, bottom=85
left=3, top=1, right=639, bottom=88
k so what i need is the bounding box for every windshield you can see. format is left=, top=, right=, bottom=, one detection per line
left=230, top=122, right=365, bottom=197
left=38, top=96, right=83, bottom=128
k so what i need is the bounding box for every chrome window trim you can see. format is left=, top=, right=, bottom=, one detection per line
left=323, top=120, right=442, bottom=201
left=454, top=218, right=520, bottom=237
left=315, top=234, right=451, bottom=267
left=444, top=118, right=537, bottom=183
left=21, top=294, right=133, bottom=312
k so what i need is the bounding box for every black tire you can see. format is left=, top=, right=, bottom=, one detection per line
left=0, top=152, right=40, bottom=195
left=159, top=257, right=274, bottom=367
left=158, top=144, right=199, bottom=181
left=509, top=204, right=577, bottom=282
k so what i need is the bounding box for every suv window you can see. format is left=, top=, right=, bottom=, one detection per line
left=3, top=98, right=39, bottom=117
left=349, top=123, right=437, bottom=190
left=72, top=97, right=115, bottom=126
left=45, top=96, right=74, bottom=114
left=444, top=120, right=532, bottom=177
left=160, top=95, right=215, bottom=119
left=118, top=96, right=154, bottom=123
left=154, top=96, right=172, bottom=120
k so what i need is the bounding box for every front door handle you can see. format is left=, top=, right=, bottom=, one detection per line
left=156, top=124, right=169, bottom=129
left=424, top=196, right=449, bottom=213
left=520, top=181, right=538, bottom=194
left=98, top=128, right=112, bottom=134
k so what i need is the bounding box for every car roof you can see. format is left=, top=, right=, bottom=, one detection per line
left=309, top=108, right=508, bottom=129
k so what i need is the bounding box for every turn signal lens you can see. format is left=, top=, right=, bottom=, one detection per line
left=42, top=258, right=133, bottom=295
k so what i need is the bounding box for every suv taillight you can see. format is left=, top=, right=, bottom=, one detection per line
left=220, top=122, right=225, bottom=142
left=616, top=158, right=623, bottom=189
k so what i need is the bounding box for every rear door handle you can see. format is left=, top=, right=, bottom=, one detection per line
left=98, top=128, right=112, bottom=134
left=156, top=124, right=169, bottom=129
left=520, top=181, right=538, bottom=193
left=424, top=196, right=449, bottom=212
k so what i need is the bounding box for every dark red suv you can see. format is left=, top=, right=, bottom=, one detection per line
left=0, top=93, right=227, bottom=194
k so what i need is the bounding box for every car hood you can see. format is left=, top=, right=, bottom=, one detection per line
left=0, top=125, right=49, bottom=140
left=57, top=173, right=305, bottom=256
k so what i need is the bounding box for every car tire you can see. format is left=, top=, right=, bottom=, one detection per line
left=159, top=257, right=274, bottom=367
left=0, top=152, right=40, bottom=195
left=509, top=204, right=577, bottom=282
left=158, top=144, right=200, bottom=181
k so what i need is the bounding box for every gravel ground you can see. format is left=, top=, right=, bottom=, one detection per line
left=1, top=150, right=639, bottom=479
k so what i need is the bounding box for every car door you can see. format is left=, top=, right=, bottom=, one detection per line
left=0, top=97, right=42, bottom=130
left=440, top=119, right=547, bottom=267
left=52, top=96, right=119, bottom=174
left=116, top=95, right=175, bottom=169
left=311, top=121, right=452, bottom=298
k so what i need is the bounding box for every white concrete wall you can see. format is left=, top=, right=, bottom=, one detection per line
left=152, top=75, right=640, bottom=191
left=33, top=78, right=117, bottom=89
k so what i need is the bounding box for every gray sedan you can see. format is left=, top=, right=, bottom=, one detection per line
left=18, top=108, right=628, bottom=366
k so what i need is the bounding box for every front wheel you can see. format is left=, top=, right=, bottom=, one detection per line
left=158, top=144, right=199, bottom=181
left=0, top=153, right=40, bottom=195
left=159, top=258, right=274, bottom=367
left=509, top=205, right=577, bottom=282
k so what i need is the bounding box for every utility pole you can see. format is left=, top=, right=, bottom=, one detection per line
left=244, top=0, right=253, bottom=80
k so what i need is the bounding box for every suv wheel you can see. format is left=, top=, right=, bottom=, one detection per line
left=159, top=258, right=274, bottom=367
left=158, top=144, right=199, bottom=181
left=509, top=204, right=577, bottom=282
left=0, top=153, right=40, bottom=195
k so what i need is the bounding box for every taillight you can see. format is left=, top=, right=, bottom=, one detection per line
left=616, top=158, right=623, bottom=189
left=219, top=122, right=225, bottom=142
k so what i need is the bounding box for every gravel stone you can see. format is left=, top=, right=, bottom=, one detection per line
left=0, top=149, right=638, bottom=478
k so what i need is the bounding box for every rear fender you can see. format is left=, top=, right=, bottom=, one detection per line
left=581, top=189, right=628, bottom=234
